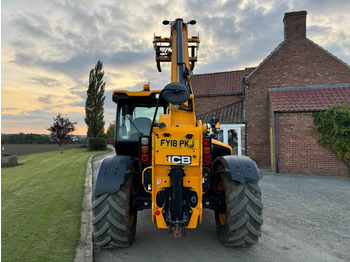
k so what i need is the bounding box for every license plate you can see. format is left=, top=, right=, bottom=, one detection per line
left=156, top=139, right=199, bottom=149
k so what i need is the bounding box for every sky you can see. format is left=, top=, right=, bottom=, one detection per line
left=1, top=0, right=350, bottom=135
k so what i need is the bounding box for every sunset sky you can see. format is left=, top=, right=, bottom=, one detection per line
left=2, top=0, right=350, bottom=135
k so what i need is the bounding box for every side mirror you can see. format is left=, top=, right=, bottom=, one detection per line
left=161, top=82, right=190, bottom=105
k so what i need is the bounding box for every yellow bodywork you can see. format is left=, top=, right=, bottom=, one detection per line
left=112, top=89, right=160, bottom=97
left=151, top=122, right=204, bottom=228
left=144, top=19, right=231, bottom=230
left=149, top=20, right=204, bottom=229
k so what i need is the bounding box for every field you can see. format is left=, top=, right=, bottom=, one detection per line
left=1, top=143, right=83, bottom=156
left=1, top=148, right=108, bottom=262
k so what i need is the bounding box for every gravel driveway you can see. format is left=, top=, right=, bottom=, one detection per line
left=92, top=153, right=350, bottom=262
left=258, top=171, right=349, bottom=261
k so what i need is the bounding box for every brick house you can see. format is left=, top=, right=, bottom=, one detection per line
left=245, top=10, right=350, bottom=175
left=193, top=11, right=350, bottom=176
left=269, top=84, right=350, bottom=176
left=192, top=68, right=254, bottom=154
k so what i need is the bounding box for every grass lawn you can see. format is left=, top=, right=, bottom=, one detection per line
left=1, top=148, right=108, bottom=262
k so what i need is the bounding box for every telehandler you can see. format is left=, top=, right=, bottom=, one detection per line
left=92, top=18, right=263, bottom=248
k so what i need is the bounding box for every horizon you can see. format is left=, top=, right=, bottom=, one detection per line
left=1, top=132, right=87, bottom=136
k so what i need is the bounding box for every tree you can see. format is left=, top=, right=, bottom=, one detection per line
left=106, top=122, right=115, bottom=138
left=313, top=101, right=350, bottom=176
left=47, top=113, right=77, bottom=153
left=85, top=60, right=106, bottom=137
left=105, top=121, right=115, bottom=145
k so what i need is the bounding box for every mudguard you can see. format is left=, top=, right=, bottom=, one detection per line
left=93, top=155, right=140, bottom=198
left=213, top=155, right=262, bottom=183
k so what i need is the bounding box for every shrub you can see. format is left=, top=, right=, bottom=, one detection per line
left=313, top=101, right=350, bottom=176
left=88, top=137, right=107, bottom=151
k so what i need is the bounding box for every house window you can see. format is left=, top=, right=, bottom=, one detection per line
left=220, top=124, right=245, bottom=155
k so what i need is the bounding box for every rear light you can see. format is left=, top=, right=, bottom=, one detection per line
left=203, top=147, right=210, bottom=155
left=141, top=154, right=149, bottom=162
left=203, top=137, right=212, bottom=164
left=140, top=137, right=151, bottom=163
left=204, top=155, right=211, bottom=163
left=141, top=137, right=149, bottom=145
left=141, top=146, right=149, bottom=154
left=203, top=138, right=210, bottom=147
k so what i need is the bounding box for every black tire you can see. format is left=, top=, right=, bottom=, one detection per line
left=215, top=174, right=263, bottom=247
left=92, top=180, right=137, bottom=248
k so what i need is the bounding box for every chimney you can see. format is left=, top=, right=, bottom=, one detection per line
left=283, top=11, right=307, bottom=41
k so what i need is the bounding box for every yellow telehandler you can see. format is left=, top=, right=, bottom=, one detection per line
left=93, top=18, right=262, bottom=248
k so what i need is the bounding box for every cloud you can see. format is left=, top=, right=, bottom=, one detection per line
left=2, top=0, right=350, bottom=134
left=22, top=14, right=52, bottom=37
left=28, top=76, right=67, bottom=88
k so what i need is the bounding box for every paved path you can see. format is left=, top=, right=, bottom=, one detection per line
left=74, top=148, right=115, bottom=262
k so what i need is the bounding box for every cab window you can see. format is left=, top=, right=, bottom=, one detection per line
left=117, top=105, right=164, bottom=141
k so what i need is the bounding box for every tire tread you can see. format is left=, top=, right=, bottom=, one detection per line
left=215, top=174, right=263, bottom=247
left=92, top=181, right=137, bottom=249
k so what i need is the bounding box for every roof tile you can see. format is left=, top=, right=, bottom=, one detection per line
left=196, top=101, right=243, bottom=123
left=192, top=68, right=255, bottom=96
left=269, top=84, right=350, bottom=112
left=194, top=96, right=242, bottom=115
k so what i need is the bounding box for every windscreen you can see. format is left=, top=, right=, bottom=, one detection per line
left=117, top=105, right=165, bottom=141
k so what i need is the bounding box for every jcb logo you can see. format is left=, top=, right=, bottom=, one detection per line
left=167, top=155, right=191, bottom=165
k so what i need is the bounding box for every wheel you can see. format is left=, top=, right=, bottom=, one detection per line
left=215, top=173, right=263, bottom=246
left=92, top=179, right=137, bottom=248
